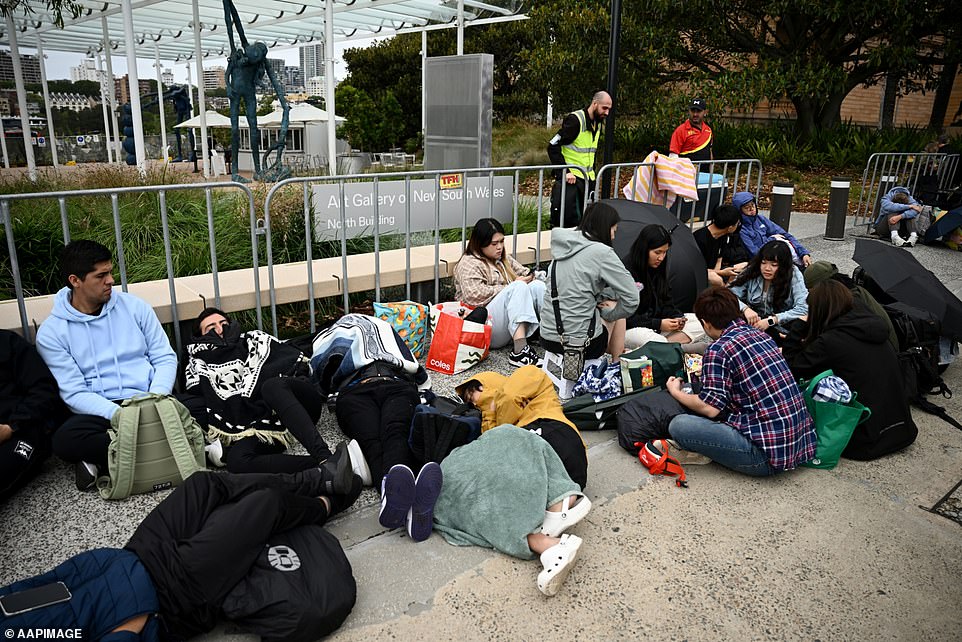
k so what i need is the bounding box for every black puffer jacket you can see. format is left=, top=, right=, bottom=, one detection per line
left=784, top=304, right=917, bottom=460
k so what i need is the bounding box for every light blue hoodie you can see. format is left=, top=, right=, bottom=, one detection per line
left=36, top=288, right=177, bottom=420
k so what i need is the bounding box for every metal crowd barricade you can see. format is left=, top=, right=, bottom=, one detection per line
left=1, top=182, right=259, bottom=351
left=854, top=152, right=960, bottom=230
left=263, top=163, right=585, bottom=335
left=595, top=158, right=763, bottom=229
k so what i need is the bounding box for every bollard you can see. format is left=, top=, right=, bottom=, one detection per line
left=769, top=182, right=794, bottom=230
left=824, top=176, right=850, bottom=241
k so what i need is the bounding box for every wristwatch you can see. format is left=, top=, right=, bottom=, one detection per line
left=767, top=316, right=776, bottom=327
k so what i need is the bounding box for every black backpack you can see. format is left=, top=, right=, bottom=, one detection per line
left=408, top=396, right=482, bottom=465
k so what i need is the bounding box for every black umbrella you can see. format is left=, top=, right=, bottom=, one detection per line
left=924, top=206, right=962, bottom=244
left=853, top=237, right=962, bottom=340
left=605, top=199, right=709, bottom=312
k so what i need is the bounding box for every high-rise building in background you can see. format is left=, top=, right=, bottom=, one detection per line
left=257, top=58, right=286, bottom=92
left=70, top=59, right=99, bottom=83
left=283, top=66, right=304, bottom=92
left=299, top=44, right=325, bottom=83
left=0, top=50, right=41, bottom=84
left=114, top=75, right=155, bottom=105
left=203, top=66, right=226, bottom=90
left=306, top=76, right=325, bottom=97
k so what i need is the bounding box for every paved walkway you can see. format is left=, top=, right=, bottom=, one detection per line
left=1, top=213, right=960, bottom=640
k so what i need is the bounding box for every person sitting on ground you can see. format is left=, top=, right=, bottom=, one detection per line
left=455, top=366, right=589, bottom=489
left=35, top=240, right=180, bottom=491
left=454, top=218, right=545, bottom=368
left=665, top=287, right=816, bottom=476
left=874, top=186, right=923, bottom=247
left=0, top=461, right=360, bottom=640
left=782, top=281, right=917, bottom=460
left=624, top=224, right=706, bottom=349
left=185, top=307, right=342, bottom=474
left=734, top=191, right=813, bottom=268
left=729, top=240, right=808, bottom=340
left=433, top=425, right=591, bottom=597
left=310, top=314, right=442, bottom=542
left=540, top=202, right=639, bottom=367
left=0, top=329, right=67, bottom=503
left=802, top=260, right=898, bottom=352
left=693, top=204, right=750, bottom=287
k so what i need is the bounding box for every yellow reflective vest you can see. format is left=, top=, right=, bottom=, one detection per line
left=561, top=109, right=602, bottom=180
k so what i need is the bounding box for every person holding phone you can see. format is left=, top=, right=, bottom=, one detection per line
left=729, top=240, right=809, bottom=341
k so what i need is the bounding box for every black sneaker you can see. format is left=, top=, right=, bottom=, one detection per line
left=320, top=442, right=355, bottom=496
left=75, top=461, right=97, bottom=492
left=508, top=345, right=542, bottom=368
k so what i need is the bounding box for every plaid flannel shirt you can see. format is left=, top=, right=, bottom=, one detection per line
left=453, top=253, right=530, bottom=307
left=698, top=320, right=815, bottom=470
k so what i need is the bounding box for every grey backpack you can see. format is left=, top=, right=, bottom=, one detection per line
left=97, top=394, right=207, bottom=500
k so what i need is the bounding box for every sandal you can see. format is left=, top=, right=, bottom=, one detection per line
left=537, top=534, right=583, bottom=597
left=540, top=494, right=591, bottom=538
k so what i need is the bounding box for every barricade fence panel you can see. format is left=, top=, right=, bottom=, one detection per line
left=595, top=158, right=763, bottom=229
left=854, top=152, right=961, bottom=230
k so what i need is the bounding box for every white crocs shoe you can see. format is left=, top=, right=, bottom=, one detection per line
left=346, top=439, right=372, bottom=486
left=204, top=439, right=225, bottom=468
left=540, top=494, right=591, bottom=538
left=537, top=534, right=583, bottom=597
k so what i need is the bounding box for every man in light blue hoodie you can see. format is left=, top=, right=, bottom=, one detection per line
left=36, top=240, right=178, bottom=490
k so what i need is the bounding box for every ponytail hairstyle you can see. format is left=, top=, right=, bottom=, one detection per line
left=578, top=202, right=620, bottom=247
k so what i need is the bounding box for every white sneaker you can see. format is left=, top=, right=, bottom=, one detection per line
left=906, top=233, right=918, bottom=247
left=346, top=439, right=372, bottom=486
left=540, top=494, right=591, bottom=537
left=537, top=534, right=583, bottom=596
left=204, top=439, right=225, bottom=468
left=891, top=235, right=905, bottom=247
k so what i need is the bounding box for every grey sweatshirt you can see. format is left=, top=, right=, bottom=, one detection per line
left=541, top=227, right=640, bottom=343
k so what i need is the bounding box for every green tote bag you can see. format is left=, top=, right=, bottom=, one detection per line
left=799, top=370, right=871, bottom=470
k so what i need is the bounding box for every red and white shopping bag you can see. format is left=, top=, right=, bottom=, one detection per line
left=425, top=302, right=493, bottom=375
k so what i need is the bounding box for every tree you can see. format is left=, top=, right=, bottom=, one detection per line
left=378, top=91, right=404, bottom=150
left=0, top=0, right=83, bottom=28
left=334, top=84, right=379, bottom=151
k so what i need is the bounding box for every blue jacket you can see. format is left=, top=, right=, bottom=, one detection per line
left=36, top=289, right=177, bottom=420
left=0, top=548, right=159, bottom=641
left=739, top=213, right=810, bottom=263
left=730, top=266, right=809, bottom=324
left=875, top=186, right=920, bottom=224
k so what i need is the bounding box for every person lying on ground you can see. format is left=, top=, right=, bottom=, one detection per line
left=310, top=314, right=442, bottom=542
left=624, top=223, right=707, bottom=349
left=734, top=191, right=812, bottom=268
left=0, top=329, right=67, bottom=504
left=184, top=308, right=340, bottom=474
left=875, top=186, right=923, bottom=247
left=693, top=204, right=750, bottom=287
left=456, top=366, right=588, bottom=489
left=729, top=240, right=808, bottom=341
left=0, top=457, right=360, bottom=640
left=781, top=280, right=917, bottom=460
left=454, top=218, right=545, bottom=368
left=35, top=240, right=181, bottom=491
left=665, top=286, right=816, bottom=476
left=433, top=426, right=590, bottom=597
left=540, top=202, right=639, bottom=365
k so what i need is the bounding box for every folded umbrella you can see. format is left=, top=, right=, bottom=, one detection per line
left=852, top=237, right=962, bottom=340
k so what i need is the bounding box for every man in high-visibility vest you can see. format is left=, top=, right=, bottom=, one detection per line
left=547, top=91, right=612, bottom=228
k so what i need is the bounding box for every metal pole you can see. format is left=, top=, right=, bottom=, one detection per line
left=825, top=177, right=850, bottom=241
left=191, top=0, right=210, bottom=177
left=600, top=0, right=621, bottom=197
left=546, top=93, right=553, bottom=129
left=4, top=13, right=37, bottom=180
left=769, top=182, right=794, bottom=231
left=154, top=46, right=168, bottom=160
left=36, top=40, right=59, bottom=167
left=94, top=54, right=114, bottom=163
left=324, top=0, right=337, bottom=176
left=101, top=18, right=122, bottom=164
left=120, top=0, right=147, bottom=174
left=0, top=116, right=9, bottom=168
left=421, top=30, right=427, bottom=146
left=457, top=0, right=464, bottom=55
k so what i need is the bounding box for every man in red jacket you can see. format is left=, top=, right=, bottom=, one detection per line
left=669, top=98, right=713, bottom=162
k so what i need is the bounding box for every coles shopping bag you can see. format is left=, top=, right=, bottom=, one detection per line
left=373, top=300, right=429, bottom=359
left=425, top=302, right=493, bottom=375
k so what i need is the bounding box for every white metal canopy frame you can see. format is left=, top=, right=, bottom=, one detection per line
left=0, top=0, right=523, bottom=177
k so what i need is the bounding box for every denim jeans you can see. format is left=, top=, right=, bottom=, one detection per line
left=668, top=414, right=776, bottom=477
left=488, top=279, right=546, bottom=349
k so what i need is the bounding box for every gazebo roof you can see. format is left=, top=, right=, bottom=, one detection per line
left=0, top=0, right=523, bottom=61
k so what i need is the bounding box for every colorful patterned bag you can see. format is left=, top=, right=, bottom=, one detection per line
left=373, top=301, right=429, bottom=359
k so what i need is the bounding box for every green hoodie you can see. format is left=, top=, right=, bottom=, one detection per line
left=541, top=227, right=639, bottom=344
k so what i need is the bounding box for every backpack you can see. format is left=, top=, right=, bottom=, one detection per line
left=220, top=524, right=356, bottom=642
left=616, top=388, right=687, bottom=453
left=408, top=399, right=482, bottom=465
left=98, top=394, right=207, bottom=500
left=563, top=386, right=657, bottom=431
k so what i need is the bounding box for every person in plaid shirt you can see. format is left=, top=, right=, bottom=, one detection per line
left=666, top=287, right=815, bottom=475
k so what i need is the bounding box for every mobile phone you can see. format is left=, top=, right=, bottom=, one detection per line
left=0, top=582, right=72, bottom=616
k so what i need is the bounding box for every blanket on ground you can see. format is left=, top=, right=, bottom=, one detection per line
left=433, top=425, right=580, bottom=560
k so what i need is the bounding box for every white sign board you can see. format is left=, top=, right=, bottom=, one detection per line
left=311, top=175, right=514, bottom=241
left=37, top=136, right=46, bottom=147
left=76, top=135, right=85, bottom=145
